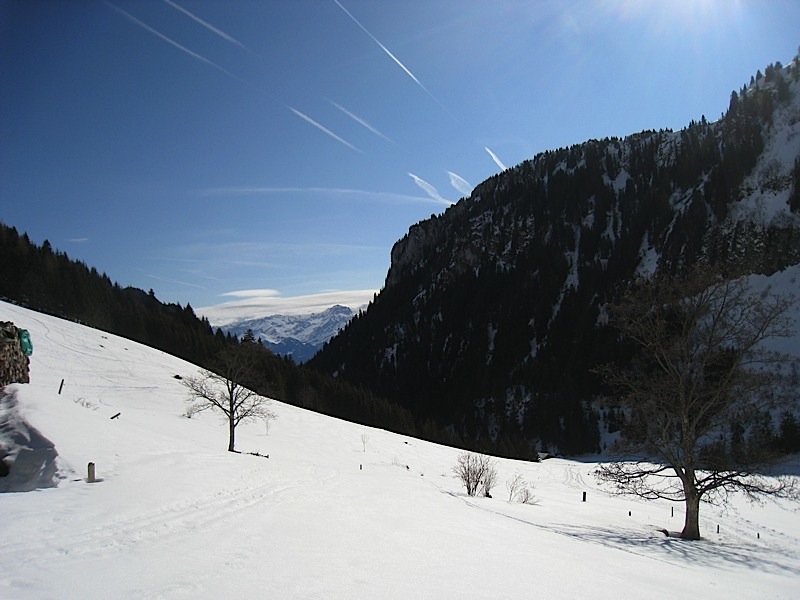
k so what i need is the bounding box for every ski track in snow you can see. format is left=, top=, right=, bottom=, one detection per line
left=0, top=478, right=276, bottom=561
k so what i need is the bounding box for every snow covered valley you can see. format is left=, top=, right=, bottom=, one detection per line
left=1, top=300, right=799, bottom=599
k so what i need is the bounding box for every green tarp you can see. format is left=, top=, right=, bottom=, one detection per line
left=19, top=329, right=32, bottom=356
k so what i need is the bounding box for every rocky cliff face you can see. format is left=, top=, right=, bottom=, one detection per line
left=312, top=57, right=800, bottom=456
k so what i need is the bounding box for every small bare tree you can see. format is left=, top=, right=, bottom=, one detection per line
left=482, top=460, right=498, bottom=497
left=361, top=434, right=369, bottom=452
left=506, top=473, right=536, bottom=504
left=596, top=267, right=798, bottom=539
left=184, top=346, right=275, bottom=452
left=506, top=473, right=524, bottom=502
left=453, top=452, right=497, bottom=497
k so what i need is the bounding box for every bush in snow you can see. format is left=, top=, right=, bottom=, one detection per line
left=453, top=452, right=497, bottom=497
left=506, top=473, right=537, bottom=504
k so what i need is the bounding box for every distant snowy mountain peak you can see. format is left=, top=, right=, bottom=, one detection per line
left=221, top=304, right=356, bottom=362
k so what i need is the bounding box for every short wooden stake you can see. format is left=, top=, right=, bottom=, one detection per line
left=717, top=524, right=720, bottom=534
left=582, top=491, right=586, bottom=502
left=58, top=379, right=65, bottom=395
left=87, top=462, right=96, bottom=483
left=757, top=532, right=760, bottom=539
left=671, top=506, right=674, bottom=517
left=628, top=511, right=631, bottom=517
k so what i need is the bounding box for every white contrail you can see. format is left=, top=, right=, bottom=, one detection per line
left=485, top=146, right=508, bottom=171
left=447, top=171, right=472, bottom=196
left=201, top=186, right=447, bottom=206
left=287, top=107, right=362, bottom=153
left=163, top=0, right=247, bottom=50
left=139, top=269, right=209, bottom=291
left=408, top=173, right=452, bottom=206
left=327, top=99, right=394, bottom=144
left=104, top=1, right=250, bottom=87
left=334, top=0, right=456, bottom=121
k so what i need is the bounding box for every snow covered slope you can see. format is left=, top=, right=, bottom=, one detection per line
left=1, top=300, right=799, bottom=599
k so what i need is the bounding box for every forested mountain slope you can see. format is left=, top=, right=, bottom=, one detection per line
left=311, top=57, right=800, bottom=456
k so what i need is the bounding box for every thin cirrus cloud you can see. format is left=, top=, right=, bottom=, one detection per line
left=333, top=0, right=456, bottom=122
left=201, top=186, right=447, bottom=207
left=198, top=288, right=378, bottom=324
left=162, top=0, right=248, bottom=51
left=447, top=171, right=472, bottom=196
left=484, top=146, right=508, bottom=171
left=104, top=1, right=251, bottom=88
left=327, top=99, right=394, bottom=144
left=287, top=106, right=362, bottom=153
left=408, top=173, right=453, bottom=206
left=139, top=269, right=209, bottom=291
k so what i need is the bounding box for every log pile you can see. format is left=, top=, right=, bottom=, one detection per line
left=0, top=322, right=30, bottom=387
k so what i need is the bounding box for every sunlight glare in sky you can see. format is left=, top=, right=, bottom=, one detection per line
left=1, top=0, right=795, bottom=313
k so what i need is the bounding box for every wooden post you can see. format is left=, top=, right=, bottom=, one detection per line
left=671, top=506, right=674, bottom=517
left=58, top=379, right=65, bottom=395
left=582, top=491, right=586, bottom=502
left=717, top=524, right=720, bottom=534
left=87, top=462, right=96, bottom=483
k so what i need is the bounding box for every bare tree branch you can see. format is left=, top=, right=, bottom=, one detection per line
left=183, top=345, right=275, bottom=452
left=595, top=266, right=798, bottom=539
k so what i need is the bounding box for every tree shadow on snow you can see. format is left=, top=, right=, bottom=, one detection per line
left=543, top=523, right=800, bottom=577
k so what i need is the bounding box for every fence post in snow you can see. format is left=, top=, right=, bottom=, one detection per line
left=58, top=379, right=65, bottom=395
left=582, top=491, right=586, bottom=502
left=87, top=462, right=96, bottom=483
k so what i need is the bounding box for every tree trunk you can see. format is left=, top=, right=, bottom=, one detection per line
left=227, top=418, right=236, bottom=452
left=681, top=487, right=702, bottom=540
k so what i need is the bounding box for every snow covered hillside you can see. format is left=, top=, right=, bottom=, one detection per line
left=1, top=300, right=799, bottom=599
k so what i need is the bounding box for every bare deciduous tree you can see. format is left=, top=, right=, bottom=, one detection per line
left=506, top=473, right=525, bottom=502
left=481, top=460, right=498, bottom=497
left=184, top=346, right=275, bottom=452
left=453, top=452, right=497, bottom=497
left=506, top=473, right=536, bottom=504
left=596, top=267, right=798, bottom=539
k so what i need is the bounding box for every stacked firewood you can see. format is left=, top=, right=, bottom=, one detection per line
left=0, top=322, right=30, bottom=386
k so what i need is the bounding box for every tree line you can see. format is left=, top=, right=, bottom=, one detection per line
left=0, top=221, right=470, bottom=452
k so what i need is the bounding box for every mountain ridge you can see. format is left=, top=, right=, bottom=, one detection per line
left=311, top=56, right=800, bottom=456
left=221, top=304, right=355, bottom=362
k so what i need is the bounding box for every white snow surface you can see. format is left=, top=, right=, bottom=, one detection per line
left=2, top=301, right=800, bottom=599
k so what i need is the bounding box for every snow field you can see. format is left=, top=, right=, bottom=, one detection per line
left=1, top=301, right=799, bottom=599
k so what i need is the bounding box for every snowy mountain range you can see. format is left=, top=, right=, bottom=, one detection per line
left=1, top=299, right=799, bottom=598
left=221, top=304, right=355, bottom=362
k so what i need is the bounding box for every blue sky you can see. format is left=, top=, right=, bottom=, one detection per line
left=2, top=1, right=799, bottom=317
